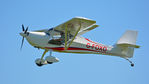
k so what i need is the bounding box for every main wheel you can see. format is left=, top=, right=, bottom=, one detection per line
left=47, top=61, right=53, bottom=64
left=35, top=58, right=45, bottom=67
left=45, top=56, right=59, bottom=64
left=36, top=62, right=43, bottom=67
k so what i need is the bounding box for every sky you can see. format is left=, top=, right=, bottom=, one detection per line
left=0, top=0, right=149, bottom=84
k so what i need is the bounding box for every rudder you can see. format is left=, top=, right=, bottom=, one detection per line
left=116, top=30, right=140, bottom=58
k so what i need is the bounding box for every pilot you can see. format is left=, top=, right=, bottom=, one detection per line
left=60, top=32, right=65, bottom=44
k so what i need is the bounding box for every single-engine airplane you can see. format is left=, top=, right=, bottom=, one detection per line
left=20, top=17, right=140, bottom=67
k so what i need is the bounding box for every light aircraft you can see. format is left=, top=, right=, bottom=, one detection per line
left=20, top=17, right=140, bottom=67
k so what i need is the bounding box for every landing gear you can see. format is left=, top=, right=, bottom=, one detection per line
left=35, top=49, right=59, bottom=67
left=35, top=58, right=47, bottom=67
left=125, top=58, right=134, bottom=67
left=45, top=56, right=59, bottom=64
left=47, top=62, right=53, bottom=64
left=35, top=59, right=43, bottom=67
left=45, top=49, right=59, bottom=64
left=131, top=63, right=134, bottom=67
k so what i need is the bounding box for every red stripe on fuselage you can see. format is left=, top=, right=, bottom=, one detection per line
left=84, top=38, right=102, bottom=45
left=45, top=47, right=105, bottom=53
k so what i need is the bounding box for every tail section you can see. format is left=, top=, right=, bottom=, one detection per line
left=117, top=30, right=140, bottom=48
left=116, top=30, right=140, bottom=58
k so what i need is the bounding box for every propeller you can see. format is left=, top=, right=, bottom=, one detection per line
left=20, top=24, right=29, bottom=50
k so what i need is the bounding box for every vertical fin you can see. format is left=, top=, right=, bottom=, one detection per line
left=116, top=30, right=140, bottom=58
left=117, top=30, right=140, bottom=48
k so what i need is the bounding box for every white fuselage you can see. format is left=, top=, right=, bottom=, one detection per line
left=21, top=31, right=125, bottom=58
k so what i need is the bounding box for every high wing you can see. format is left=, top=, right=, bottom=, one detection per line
left=54, top=17, right=97, bottom=34
left=33, top=24, right=99, bottom=35
left=53, top=17, right=98, bottom=49
left=78, top=24, right=99, bottom=35
left=33, top=17, right=99, bottom=50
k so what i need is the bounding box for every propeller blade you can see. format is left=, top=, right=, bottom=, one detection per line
left=24, top=26, right=28, bottom=34
left=22, top=24, right=25, bottom=31
left=20, top=37, right=24, bottom=50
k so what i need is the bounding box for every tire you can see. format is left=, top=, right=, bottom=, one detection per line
left=47, top=61, right=53, bottom=64
left=36, top=62, right=43, bottom=67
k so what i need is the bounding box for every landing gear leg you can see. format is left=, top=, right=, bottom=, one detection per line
left=46, top=49, right=53, bottom=64
left=125, top=58, right=134, bottom=67
left=45, top=49, right=59, bottom=64
left=35, top=50, right=48, bottom=67
left=49, top=49, right=52, bottom=57
left=41, top=50, right=48, bottom=60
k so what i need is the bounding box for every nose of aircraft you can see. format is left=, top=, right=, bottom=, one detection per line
left=20, top=32, right=26, bottom=37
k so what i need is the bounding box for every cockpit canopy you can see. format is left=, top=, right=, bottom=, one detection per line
left=47, top=28, right=65, bottom=45
left=47, top=28, right=63, bottom=36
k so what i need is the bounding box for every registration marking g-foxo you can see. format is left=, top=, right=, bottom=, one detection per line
left=86, top=43, right=107, bottom=52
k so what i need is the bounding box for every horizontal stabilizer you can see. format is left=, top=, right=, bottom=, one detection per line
left=117, top=43, right=140, bottom=48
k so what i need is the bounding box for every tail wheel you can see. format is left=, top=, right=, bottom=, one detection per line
left=131, top=63, right=134, bottom=67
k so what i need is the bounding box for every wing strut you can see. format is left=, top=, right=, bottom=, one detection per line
left=65, top=24, right=68, bottom=50
left=64, top=21, right=82, bottom=50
